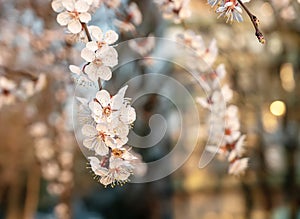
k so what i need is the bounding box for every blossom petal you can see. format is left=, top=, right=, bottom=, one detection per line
left=82, top=124, right=98, bottom=137
left=97, top=66, right=112, bottom=81
left=88, top=157, right=101, bottom=172
left=67, top=19, right=82, bottom=34
left=96, top=123, right=109, bottom=132
left=83, top=137, right=96, bottom=149
left=85, top=64, right=98, bottom=81
left=95, top=140, right=109, bottom=156
left=62, top=0, right=75, bottom=11
left=69, top=65, right=81, bottom=75
left=79, top=12, right=91, bottom=23
left=100, top=175, right=113, bottom=186
left=75, top=1, right=90, bottom=12
left=81, top=48, right=95, bottom=62
left=57, top=12, right=72, bottom=26
left=89, top=101, right=103, bottom=116
left=104, top=30, right=119, bottom=45
left=95, top=90, right=111, bottom=107
left=90, top=26, right=103, bottom=41
left=86, top=41, right=98, bottom=52
left=115, top=124, right=129, bottom=137
left=96, top=46, right=118, bottom=67
left=51, top=0, right=64, bottom=12
left=111, top=85, right=127, bottom=109
left=120, top=106, right=136, bottom=124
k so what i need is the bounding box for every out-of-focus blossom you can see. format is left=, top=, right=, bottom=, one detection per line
left=114, top=2, right=142, bottom=33
left=129, top=34, right=155, bottom=56
left=154, top=0, right=191, bottom=24
left=228, top=157, right=249, bottom=176
left=194, top=31, right=249, bottom=176
left=42, top=162, right=61, bottom=180
left=103, top=0, right=121, bottom=9
left=29, top=122, right=48, bottom=137
left=177, top=30, right=218, bottom=69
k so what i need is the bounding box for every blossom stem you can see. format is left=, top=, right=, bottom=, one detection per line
left=81, top=22, right=92, bottom=42
left=237, top=0, right=265, bottom=44
left=81, top=22, right=102, bottom=90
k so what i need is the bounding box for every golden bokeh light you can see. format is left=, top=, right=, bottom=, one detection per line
left=280, top=63, right=295, bottom=92
left=270, top=101, right=286, bottom=116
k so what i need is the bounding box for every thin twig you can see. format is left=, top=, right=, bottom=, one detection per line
left=81, top=22, right=92, bottom=42
left=237, top=0, right=265, bottom=44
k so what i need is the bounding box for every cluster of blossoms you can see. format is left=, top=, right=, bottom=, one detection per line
left=0, top=74, right=46, bottom=109
left=74, top=25, right=119, bottom=82
left=29, top=120, right=75, bottom=196
left=177, top=30, right=218, bottom=70
left=52, top=0, right=145, bottom=187
left=177, top=30, right=249, bottom=176
left=80, top=85, right=144, bottom=186
left=155, top=0, right=249, bottom=176
left=154, top=0, right=191, bottom=23
left=75, top=85, right=144, bottom=186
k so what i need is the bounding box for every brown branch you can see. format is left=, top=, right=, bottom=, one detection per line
left=81, top=22, right=92, bottom=42
left=237, top=0, right=265, bottom=44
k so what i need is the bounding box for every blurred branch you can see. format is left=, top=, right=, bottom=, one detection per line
left=0, top=66, right=38, bottom=81
left=23, top=161, right=40, bottom=219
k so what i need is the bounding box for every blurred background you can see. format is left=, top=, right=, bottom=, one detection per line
left=0, top=0, right=300, bottom=218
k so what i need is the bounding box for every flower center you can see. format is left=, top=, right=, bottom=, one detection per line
left=225, top=128, right=232, bottom=135
left=94, top=58, right=103, bottom=65
left=112, top=148, right=124, bottom=158
left=2, top=89, right=10, bottom=96
left=103, top=106, right=112, bottom=116
left=70, top=11, right=80, bottom=19
left=97, top=41, right=106, bottom=49
left=98, top=131, right=106, bottom=141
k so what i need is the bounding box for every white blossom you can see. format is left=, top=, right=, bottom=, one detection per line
left=81, top=45, right=118, bottom=81
left=88, top=155, right=136, bottom=186
left=87, top=26, right=119, bottom=49
left=81, top=123, right=115, bottom=155
left=56, top=0, right=91, bottom=34
left=212, top=0, right=251, bottom=23
left=88, top=87, right=126, bottom=124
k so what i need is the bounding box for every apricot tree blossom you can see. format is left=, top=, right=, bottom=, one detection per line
left=54, top=0, right=92, bottom=34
